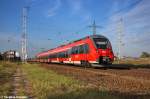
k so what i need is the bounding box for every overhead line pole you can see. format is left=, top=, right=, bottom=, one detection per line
left=88, top=20, right=102, bottom=35
left=21, top=7, right=29, bottom=62
left=117, top=18, right=124, bottom=61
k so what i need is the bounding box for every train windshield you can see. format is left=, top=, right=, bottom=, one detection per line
left=93, top=38, right=108, bottom=49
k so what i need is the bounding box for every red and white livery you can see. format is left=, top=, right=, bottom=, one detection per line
left=32, top=35, right=114, bottom=66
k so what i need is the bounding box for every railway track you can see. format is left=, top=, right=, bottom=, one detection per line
left=40, top=63, right=150, bottom=95
left=42, top=63, right=150, bottom=80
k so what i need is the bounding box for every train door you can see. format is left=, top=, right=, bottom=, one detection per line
left=82, top=44, right=90, bottom=66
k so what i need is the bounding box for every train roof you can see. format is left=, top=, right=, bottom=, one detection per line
left=37, top=34, right=107, bottom=56
left=89, top=34, right=107, bottom=38
left=50, top=34, right=107, bottom=49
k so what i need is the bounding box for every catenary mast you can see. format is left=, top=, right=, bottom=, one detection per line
left=88, top=20, right=101, bottom=35
left=21, top=7, right=28, bottom=62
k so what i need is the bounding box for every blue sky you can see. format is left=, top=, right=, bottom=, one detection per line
left=0, top=0, right=150, bottom=57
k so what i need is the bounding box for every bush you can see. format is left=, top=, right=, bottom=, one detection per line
left=140, top=52, right=150, bottom=58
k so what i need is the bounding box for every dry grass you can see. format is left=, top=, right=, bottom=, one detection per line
left=0, top=61, right=17, bottom=95
left=114, top=58, right=150, bottom=65
left=21, top=63, right=123, bottom=99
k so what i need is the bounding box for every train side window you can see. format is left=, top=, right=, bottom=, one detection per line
left=66, top=50, right=69, bottom=57
left=65, top=51, right=68, bottom=58
left=71, top=47, right=74, bottom=54
left=61, top=52, right=63, bottom=58
left=75, top=46, right=79, bottom=54
left=56, top=53, right=58, bottom=58
left=68, top=49, right=71, bottom=56
left=54, top=54, right=56, bottom=58
left=50, top=55, right=52, bottom=58
left=83, top=44, right=89, bottom=53
left=63, top=52, right=65, bottom=58
left=79, top=45, right=84, bottom=54
left=71, top=47, right=76, bottom=54
left=59, top=53, right=61, bottom=58
left=58, top=53, right=60, bottom=58
left=64, top=52, right=66, bottom=58
left=72, top=46, right=81, bottom=54
left=66, top=52, right=68, bottom=57
left=50, top=54, right=52, bottom=58
left=59, top=52, right=61, bottom=58
left=62, top=52, right=64, bottom=58
left=64, top=51, right=66, bottom=58
left=50, top=54, right=57, bottom=58
left=59, top=52, right=65, bottom=58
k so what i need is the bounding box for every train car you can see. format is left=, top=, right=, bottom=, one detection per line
left=35, top=35, right=114, bottom=67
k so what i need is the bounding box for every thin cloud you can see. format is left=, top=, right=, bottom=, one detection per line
left=47, top=0, right=61, bottom=17
left=68, top=0, right=82, bottom=13
left=67, top=0, right=92, bottom=23
left=123, top=0, right=150, bottom=45
left=103, top=0, right=150, bottom=56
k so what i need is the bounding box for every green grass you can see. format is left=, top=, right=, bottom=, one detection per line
left=21, top=63, right=123, bottom=99
left=0, top=61, right=17, bottom=95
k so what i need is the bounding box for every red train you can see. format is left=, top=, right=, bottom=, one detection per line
left=31, top=35, right=114, bottom=67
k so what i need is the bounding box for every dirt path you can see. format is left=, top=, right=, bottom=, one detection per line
left=41, top=64, right=150, bottom=95
left=11, top=64, right=31, bottom=98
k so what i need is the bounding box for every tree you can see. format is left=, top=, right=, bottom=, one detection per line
left=140, top=52, right=150, bottom=58
left=0, top=53, right=3, bottom=60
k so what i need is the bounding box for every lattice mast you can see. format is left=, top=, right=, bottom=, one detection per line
left=21, top=7, right=28, bottom=62
left=117, top=18, right=124, bottom=60
left=88, top=20, right=101, bottom=35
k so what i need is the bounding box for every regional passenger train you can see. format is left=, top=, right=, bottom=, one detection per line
left=29, top=35, right=114, bottom=67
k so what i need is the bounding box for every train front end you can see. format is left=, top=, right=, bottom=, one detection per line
left=92, top=35, right=114, bottom=65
